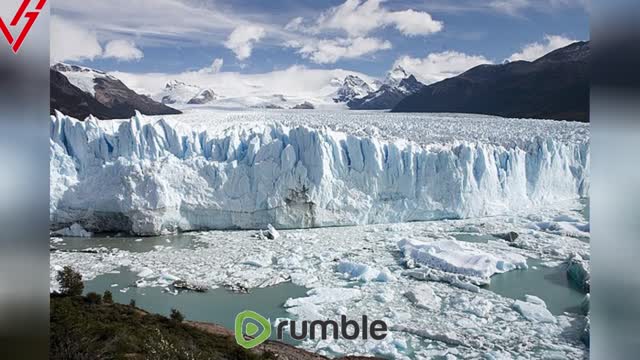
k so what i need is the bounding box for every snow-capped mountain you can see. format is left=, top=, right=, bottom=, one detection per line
left=187, top=89, right=219, bottom=105
left=333, top=75, right=374, bottom=103
left=383, top=65, right=411, bottom=87
left=348, top=68, right=425, bottom=110
left=160, top=80, right=202, bottom=104
left=51, top=63, right=116, bottom=96
left=50, top=63, right=181, bottom=120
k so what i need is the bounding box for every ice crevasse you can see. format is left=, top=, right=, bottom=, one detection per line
left=50, top=112, right=589, bottom=235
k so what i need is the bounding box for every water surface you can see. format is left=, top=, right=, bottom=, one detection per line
left=488, top=259, right=586, bottom=315
left=84, top=268, right=309, bottom=343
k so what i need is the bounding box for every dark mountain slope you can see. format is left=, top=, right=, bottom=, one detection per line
left=50, top=64, right=181, bottom=120
left=393, top=41, right=590, bottom=122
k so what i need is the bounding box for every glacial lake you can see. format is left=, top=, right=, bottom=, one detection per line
left=83, top=268, right=308, bottom=344
left=61, top=221, right=586, bottom=343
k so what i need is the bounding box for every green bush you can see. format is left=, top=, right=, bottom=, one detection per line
left=170, top=308, right=185, bottom=323
left=56, top=266, right=84, bottom=297
left=103, top=290, right=113, bottom=304
left=85, top=292, right=102, bottom=305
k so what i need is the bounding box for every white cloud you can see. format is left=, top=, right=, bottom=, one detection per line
left=51, top=16, right=102, bottom=63
left=285, top=17, right=305, bottom=32
left=507, top=35, right=576, bottom=62
left=198, top=58, right=224, bottom=74
left=489, top=0, right=589, bottom=15
left=224, top=26, right=266, bottom=60
left=313, top=0, right=443, bottom=37
left=103, top=40, right=144, bottom=61
left=489, top=0, right=530, bottom=16
left=387, top=9, right=444, bottom=36
left=393, top=51, right=492, bottom=84
left=295, top=37, right=392, bottom=64
left=210, top=58, right=224, bottom=73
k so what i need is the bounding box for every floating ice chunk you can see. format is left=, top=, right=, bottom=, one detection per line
left=398, top=239, right=527, bottom=281
left=241, top=252, right=274, bottom=267
left=52, top=223, right=92, bottom=238
left=566, top=255, right=590, bottom=292
left=404, top=284, right=441, bottom=311
left=529, top=220, right=590, bottom=238
left=405, top=268, right=481, bottom=292
left=137, top=267, right=154, bottom=278
left=524, top=294, right=547, bottom=307
left=393, top=325, right=465, bottom=347
left=285, top=287, right=362, bottom=308
left=336, top=261, right=395, bottom=282
left=513, top=299, right=556, bottom=323
left=266, top=224, right=280, bottom=240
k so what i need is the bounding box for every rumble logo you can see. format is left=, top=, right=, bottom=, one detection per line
left=0, top=0, right=47, bottom=54
left=235, top=310, right=272, bottom=349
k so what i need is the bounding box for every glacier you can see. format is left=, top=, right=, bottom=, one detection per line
left=50, top=109, right=589, bottom=235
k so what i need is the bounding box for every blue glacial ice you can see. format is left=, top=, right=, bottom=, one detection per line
left=50, top=110, right=589, bottom=235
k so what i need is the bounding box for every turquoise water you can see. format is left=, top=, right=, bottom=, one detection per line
left=55, top=233, right=201, bottom=253
left=83, top=269, right=308, bottom=343
left=488, top=259, right=586, bottom=315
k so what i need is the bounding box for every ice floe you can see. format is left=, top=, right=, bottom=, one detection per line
left=512, top=296, right=556, bottom=324
left=398, top=239, right=528, bottom=283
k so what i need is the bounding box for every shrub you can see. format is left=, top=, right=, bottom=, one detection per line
left=103, top=290, right=113, bottom=304
left=129, top=299, right=136, bottom=307
left=170, top=308, right=184, bottom=323
left=56, top=266, right=84, bottom=297
left=85, top=292, right=102, bottom=305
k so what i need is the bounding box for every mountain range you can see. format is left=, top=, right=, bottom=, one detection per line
left=50, top=63, right=181, bottom=120
left=50, top=41, right=589, bottom=121
left=393, top=41, right=590, bottom=122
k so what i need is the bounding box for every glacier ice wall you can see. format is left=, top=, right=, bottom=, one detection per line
left=50, top=112, right=589, bottom=235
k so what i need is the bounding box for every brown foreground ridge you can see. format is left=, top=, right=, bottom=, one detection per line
left=50, top=293, right=384, bottom=360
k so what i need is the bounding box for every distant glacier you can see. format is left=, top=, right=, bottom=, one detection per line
left=50, top=110, right=589, bottom=235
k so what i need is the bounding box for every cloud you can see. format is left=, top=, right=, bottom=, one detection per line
left=393, top=51, right=492, bottom=84
left=507, top=35, right=576, bottom=62
left=294, top=37, right=392, bottom=64
left=488, top=0, right=588, bottom=15
left=224, top=26, right=266, bottom=60
left=199, top=58, right=224, bottom=74
left=103, top=40, right=144, bottom=61
left=51, top=16, right=102, bottom=63
left=312, top=0, right=443, bottom=37
left=489, top=0, right=530, bottom=16
left=210, top=58, right=224, bottom=73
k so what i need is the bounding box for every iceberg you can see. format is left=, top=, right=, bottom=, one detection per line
left=50, top=111, right=589, bottom=235
left=398, top=238, right=527, bottom=281
left=512, top=297, right=556, bottom=324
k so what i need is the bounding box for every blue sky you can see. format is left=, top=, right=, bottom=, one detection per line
left=51, top=0, right=589, bottom=80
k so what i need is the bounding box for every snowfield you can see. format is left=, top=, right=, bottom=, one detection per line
left=50, top=109, right=589, bottom=235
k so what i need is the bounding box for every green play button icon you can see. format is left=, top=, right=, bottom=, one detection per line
left=235, top=310, right=272, bottom=349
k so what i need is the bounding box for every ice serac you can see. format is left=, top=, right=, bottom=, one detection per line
left=50, top=113, right=590, bottom=235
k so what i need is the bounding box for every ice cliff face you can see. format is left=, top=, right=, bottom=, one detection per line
left=50, top=111, right=589, bottom=235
